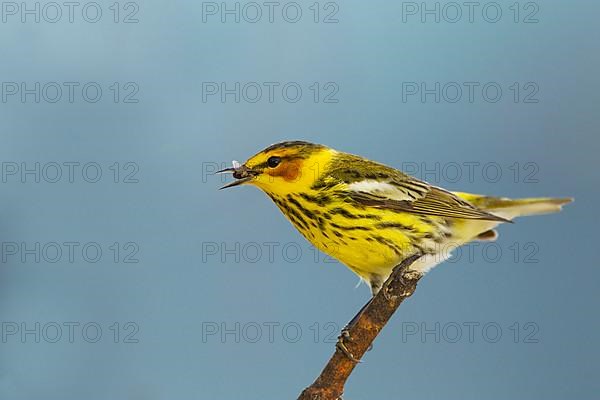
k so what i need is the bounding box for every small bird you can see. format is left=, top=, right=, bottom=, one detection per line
left=219, top=141, right=572, bottom=296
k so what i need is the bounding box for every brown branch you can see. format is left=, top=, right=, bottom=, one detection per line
left=297, top=254, right=423, bottom=400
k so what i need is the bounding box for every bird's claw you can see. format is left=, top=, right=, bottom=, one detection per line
left=385, top=268, right=421, bottom=299
left=336, top=329, right=361, bottom=363
left=383, top=285, right=396, bottom=301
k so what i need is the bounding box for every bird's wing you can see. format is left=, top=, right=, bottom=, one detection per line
left=349, top=184, right=510, bottom=222
left=320, top=154, right=509, bottom=222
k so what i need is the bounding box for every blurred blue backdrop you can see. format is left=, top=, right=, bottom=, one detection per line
left=1, top=0, right=598, bottom=399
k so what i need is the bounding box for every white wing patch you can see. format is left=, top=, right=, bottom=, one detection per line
left=347, top=180, right=415, bottom=201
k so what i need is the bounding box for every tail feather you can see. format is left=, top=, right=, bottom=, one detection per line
left=480, top=197, right=572, bottom=220
left=454, top=193, right=573, bottom=220
left=414, top=193, right=572, bottom=272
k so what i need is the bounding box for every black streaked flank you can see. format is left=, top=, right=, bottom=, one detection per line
left=299, top=192, right=332, bottom=207
left=375, top=222, right=415, bottom=231
left=287, top=195, right=319, bottom=217
left=330, top=222, right=372, bottom=231
left=275, top=199, right=311, bottom=232
left=328, top=207, right=358, bottom=219
left=372, top=235, right=404, bottom=256
left=328, top=207, right=382, bottom=220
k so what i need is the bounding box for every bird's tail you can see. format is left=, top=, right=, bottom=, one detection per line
left=454, top=192, right=573, bottom=220
left=410, top=193, right=573, bottom=272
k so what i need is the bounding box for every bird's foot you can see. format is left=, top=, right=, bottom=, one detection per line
left=336, top=329, right=361, bottom=363
left=383, top=285, right=397, bottom=301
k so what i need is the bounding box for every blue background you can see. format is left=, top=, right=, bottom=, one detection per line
left=1, top=1, right=598, bottom=399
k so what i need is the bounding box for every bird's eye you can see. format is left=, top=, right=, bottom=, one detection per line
left=267, top=156, right=281, bottom=168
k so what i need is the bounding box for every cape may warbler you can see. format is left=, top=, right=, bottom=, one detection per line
left=219, top=141, right=572, bottom=295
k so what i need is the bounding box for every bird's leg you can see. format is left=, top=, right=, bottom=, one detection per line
left=383, top=257, right=422, bottom=300
left=383, top=274, right=405, bottom=300
left=336, top=329, right=362, bottom=363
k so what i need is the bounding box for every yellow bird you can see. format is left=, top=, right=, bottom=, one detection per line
left=219, top=141, right=572, bottom=295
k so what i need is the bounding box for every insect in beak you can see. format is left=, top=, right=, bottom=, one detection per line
left=217, top=160, right=256, bottom=189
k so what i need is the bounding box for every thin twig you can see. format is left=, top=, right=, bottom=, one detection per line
left=297, top=254, right=423, bottom=400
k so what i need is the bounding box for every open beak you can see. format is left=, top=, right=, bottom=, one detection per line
left=217, top=163, right=257, bottom=190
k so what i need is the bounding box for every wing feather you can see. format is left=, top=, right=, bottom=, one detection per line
left=320, top=154, right=509, bottom=222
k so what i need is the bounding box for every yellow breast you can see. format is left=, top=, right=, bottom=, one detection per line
left=268, top=190, right=450, bottom=281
